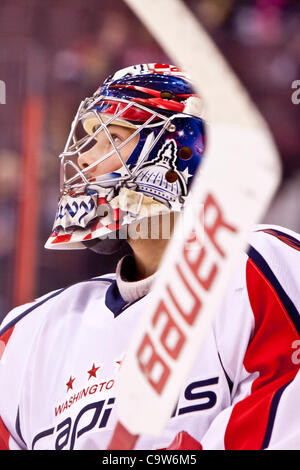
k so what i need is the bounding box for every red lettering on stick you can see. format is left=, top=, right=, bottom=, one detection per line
left=183, top=237, right=218, bottom=291
left=137, top=334, right=170, bottom=395
left=167, top=263, right=202, bottom=326
left=204, top=193, right=237, bottom=257
left=135, top=192, right=237, bottom=396
left=152, top=299, right=186, bottom=360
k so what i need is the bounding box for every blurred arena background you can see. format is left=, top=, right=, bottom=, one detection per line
left=0, top=0, right=299, bottom=319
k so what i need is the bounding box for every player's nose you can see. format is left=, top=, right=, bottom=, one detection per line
left=77, top=151, right=96, bottom=171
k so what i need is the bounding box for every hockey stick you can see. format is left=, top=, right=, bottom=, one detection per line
left=108, top=0, right=281, bottom=449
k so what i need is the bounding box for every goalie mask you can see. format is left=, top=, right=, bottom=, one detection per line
left=45, top=63, right=205, bottom=251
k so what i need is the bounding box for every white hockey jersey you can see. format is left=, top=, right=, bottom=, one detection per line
left=0, top=224, right=300, bottom=450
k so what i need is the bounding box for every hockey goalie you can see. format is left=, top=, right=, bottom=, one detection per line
left=0, top=63, right=300, bottom=450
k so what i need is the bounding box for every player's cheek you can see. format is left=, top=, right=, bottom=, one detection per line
left=121, top=138, right=137, bottom=163
left=95, top=153, right=123, bottom=174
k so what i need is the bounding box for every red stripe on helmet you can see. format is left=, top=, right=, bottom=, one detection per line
left=109, top=84, right=193, bottom=112
left=101, top=100, right=156, bottom=123
left=148, top=64, right=188, bottom=78
left=83, top=234, right=92, bottom=240
left=52, top=234, right=73, bottom=244
left=131, top=96, right=185, bottom=112
left=98, top=197, right=108, bottom=205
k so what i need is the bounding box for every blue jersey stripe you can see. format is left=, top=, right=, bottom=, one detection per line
left=261, top=379, right=293, bottom=449
left=104, top=279, right=145, bottom=318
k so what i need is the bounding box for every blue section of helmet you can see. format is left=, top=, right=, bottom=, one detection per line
left=101, top=73, right=195, bottom=98
left=125, top=116, right=205, bottom=192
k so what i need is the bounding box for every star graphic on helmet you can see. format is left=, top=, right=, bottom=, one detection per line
left=116, top=165, right=130, bottom=177
left=66, top=376, right=75, bottom=392
left=182, top=167, right=193, bottom=182
left=169, top=199, right=183, bottom=212
left=121, top=213, right=137, bottom=225
left=87, top=363, right=100, bottom=380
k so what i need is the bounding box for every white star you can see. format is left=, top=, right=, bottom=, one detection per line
left=181, top=167, right=193, bottom=182
left=169, top=199, right=183, bottom=212
left=117, top=165, right=130, bottom=177
left=121, top=213, right=137, bottom=225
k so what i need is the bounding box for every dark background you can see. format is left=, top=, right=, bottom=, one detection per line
left=0, top=0, right=299, bottom=319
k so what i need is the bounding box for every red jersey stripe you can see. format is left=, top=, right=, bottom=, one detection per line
left=224, top=257, right=300, bottom=449
left=0, top=416, right=10, bottom=450
left=0, top=326, right=14, bottom=361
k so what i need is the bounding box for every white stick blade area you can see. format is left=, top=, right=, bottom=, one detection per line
left=111, top=0, right=282, bottom=438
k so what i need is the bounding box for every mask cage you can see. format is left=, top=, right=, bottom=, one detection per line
left=59, top=95, right=176, bottom=196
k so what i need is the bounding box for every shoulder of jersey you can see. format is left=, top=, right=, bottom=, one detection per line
left=246, top=223, right=300, bottom=284
left=248, top=223, right=300, bottom=263
left=0, top=273, right=116, bottom=336
left=246, top=224, right=300, bottom=318
left=217, top=223, right=300, bottom=296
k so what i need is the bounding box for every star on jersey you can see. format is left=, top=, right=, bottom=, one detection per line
left=66, top=376, right=75, bottom=392
left=115, top=354, right=124, bottom=367
left=87, top=363, right=100, bottom=380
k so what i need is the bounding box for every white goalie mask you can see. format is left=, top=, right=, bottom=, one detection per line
left=45, top=63, right=205, bottom=252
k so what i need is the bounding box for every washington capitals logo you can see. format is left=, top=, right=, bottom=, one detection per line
left=144, top=139, right=178, bottom=170
left=133, top=140, right=188, bottom=206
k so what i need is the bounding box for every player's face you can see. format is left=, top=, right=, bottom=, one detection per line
left=77, top=124, right=138, bottom=177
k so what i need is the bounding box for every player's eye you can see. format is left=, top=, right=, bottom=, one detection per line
left=111, top=133, right=122, bottom=146
left=92, top=124, right=100, bottom=133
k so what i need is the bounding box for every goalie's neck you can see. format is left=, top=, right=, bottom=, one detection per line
left=115, top=235, right=170, bottom=303
left=128, top=236, right=169, bottom=280
left=116, top=254, right=157, bottom=303
left=127, top=212, right=175, bottom=280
